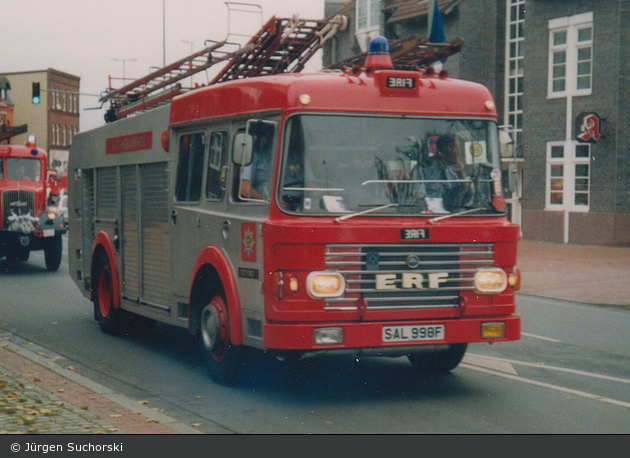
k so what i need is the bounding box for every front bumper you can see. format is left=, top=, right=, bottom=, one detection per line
left=263, top=315, right=521, bottom=351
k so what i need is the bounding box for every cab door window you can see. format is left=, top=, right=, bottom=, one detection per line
left=175, top=133, right=205, bottom=202
left=233, top=121, right=276, bottom=202
left=205, top=131, right=228, bottom=200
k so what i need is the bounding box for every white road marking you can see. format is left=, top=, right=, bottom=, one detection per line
left=463, top=354, right=518, bottom=375
left=467, top=353, right=630, bottom=385
left=460, top=362, right=630, bottom=410
left=521, top=332, right=563, bottom=343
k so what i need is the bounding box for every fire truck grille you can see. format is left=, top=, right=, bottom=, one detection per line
left=324, top=243, right=495, bottom=310
left=2, top=190, right=35, bottom=228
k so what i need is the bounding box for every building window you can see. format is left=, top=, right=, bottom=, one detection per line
left=546, top=142, right=590, bottom=211
left=355, top=0, right=381, bottom=52
left=548, top=12, right=593, bottom=98
left=504, top=0, right=525, bottom=149
left=357, top=0, right=380, bottom=30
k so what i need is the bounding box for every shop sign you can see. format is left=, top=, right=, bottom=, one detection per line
left=575, top=112, right=601, bottom=143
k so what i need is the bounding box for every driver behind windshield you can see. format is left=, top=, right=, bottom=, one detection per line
left=415, top=134, right=472, bottom=212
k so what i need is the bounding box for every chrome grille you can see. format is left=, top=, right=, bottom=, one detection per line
left=2, top=190, right=35, bottom=227
left=325, top=243, right=494, bottom=310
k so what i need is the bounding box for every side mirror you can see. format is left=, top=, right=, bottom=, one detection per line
left=233, top=133, right=253, bottom=165
left=499, top=129, right=514, bottom=158
left=508, top=162, right=518, bottom=193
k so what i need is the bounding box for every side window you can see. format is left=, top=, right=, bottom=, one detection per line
left=233, top=121, right=276, bottom=202
left=206, top=131, right=228, bottom=200
left=0, top=158, right=3, bottom=180
left=175, top=133, right=205, bottom=202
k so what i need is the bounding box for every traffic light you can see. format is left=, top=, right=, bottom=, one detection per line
left=32, top=82, right=40, bottom=104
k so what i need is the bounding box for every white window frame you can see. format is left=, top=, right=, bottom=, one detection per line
left=355, top=0, right=381, bottom=52
left=504, top=0, right=526, bottom=149
left=548, top=12, right=593, bottom=98
left=546, top=141, right=591, bottom=212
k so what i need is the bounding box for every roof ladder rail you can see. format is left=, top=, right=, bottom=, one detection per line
left=100, top=12, right=347, bottom=121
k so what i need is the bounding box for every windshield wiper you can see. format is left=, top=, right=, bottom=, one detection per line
left=428, top=207, right=488, bottom=224
left=335, top=203, right=398, bottom=223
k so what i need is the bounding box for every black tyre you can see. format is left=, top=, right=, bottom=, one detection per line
left=92, top=252, right=127, bottom=335
left=407, top=344, right=468, bottom=373
left=44, top=234, right=62, bottom=271
left=199, top=294, right=246, bottom=386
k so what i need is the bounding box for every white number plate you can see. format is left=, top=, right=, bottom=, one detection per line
left=43, top=229, right=55, bottom=237
left=382, top=324, right=445, bottom=342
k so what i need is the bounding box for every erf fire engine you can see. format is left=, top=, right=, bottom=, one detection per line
left=68, top=15, right=520, bottom=385
left=0, top=135, right=66, bottom=271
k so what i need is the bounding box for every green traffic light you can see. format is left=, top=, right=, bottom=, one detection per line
left=32, top=82, right=40, bottom=105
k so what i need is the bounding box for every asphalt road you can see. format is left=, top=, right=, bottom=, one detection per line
left=1, top=241, right=628, bottom=434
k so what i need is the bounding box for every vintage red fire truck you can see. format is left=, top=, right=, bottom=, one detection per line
left=0, top=135, right=66, bottom=270
left=68, top=17, right=520, bottom=385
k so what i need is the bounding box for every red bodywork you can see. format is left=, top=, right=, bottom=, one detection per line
left=171, top=67, right=520, bottom=353
left=0, top=143, right=48, bottom=229
left=46, top=170, right=68, bottom=203
left=260, top=217, right=519, bottom=350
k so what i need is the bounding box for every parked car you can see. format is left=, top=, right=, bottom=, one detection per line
left=56, top=194, right=68, bottom=226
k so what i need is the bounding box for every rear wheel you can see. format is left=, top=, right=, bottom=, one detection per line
left=92, top=252, right=127, bottom=335
left=407, top=344, right=468, bottom=373
left=44, top=234, right=62, bottom=271
left=199, top=294, right=245, bottom=386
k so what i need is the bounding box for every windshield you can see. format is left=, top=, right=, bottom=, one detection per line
left=278, top=114, right=504, bottom=216
left=6, top=157, right=42, bottom=182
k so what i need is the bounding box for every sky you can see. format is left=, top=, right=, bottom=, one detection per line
left=0, top=0, right=325, bottom=131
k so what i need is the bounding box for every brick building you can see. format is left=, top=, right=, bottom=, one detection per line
left=0, top=76, right=28, bottom=143
left=0, top=69, right=80, bottom=172
left=323, top=0, right=630, bottom=246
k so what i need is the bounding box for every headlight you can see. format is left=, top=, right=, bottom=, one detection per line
left=46, top=207, right=58, bottom=220
left=306, top=272, right=345, bottom=298
left=474, top=268, right=507, bottom=294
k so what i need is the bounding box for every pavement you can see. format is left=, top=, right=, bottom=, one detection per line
left=516, top=239, right=630, bottom=307
left=0, top=239, right=628, bottom=435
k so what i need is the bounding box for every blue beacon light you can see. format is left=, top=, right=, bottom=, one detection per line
left=365, top=36, right=394, bottom=70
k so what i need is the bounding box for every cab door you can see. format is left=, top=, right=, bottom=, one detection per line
left=170, top=129, right=230, bottom=302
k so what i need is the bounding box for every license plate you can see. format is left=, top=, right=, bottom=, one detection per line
left=382, top=324, right=445, bottom=342
left=43, top=229, right=55, bottom=237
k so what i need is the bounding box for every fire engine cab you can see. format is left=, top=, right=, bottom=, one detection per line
left=68, top=15, right=521, bottom=385
left=0, top=135, right=66, bottom=270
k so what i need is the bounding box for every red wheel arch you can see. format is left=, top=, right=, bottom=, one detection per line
left=191, top=246, right=243, bottom=345
left=91, top=231, right=121, bottom=310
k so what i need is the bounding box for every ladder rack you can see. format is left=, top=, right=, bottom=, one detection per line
left=99, top=10, right=463, bottom=122
left=100, top=14, right=347, bottom=121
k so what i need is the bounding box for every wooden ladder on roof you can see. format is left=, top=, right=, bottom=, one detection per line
left=99, top=14, right=347, bottom=122
left=325, top=35, right=464, bottom=71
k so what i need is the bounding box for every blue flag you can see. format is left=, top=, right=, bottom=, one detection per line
left=429, top=0, right=446, bottom=43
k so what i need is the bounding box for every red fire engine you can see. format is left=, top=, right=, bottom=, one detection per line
left=47, top=169, right=68, bottom=205
left=68, top=15, right=520, bottom=385
left=0, top=135, right=66, bottom=270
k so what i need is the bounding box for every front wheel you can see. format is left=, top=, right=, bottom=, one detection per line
left=199, top=294, right=246, bottom=386
left=407, top=344, right=468, bottom=374
left=44, top=234, right=62, bottom=271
